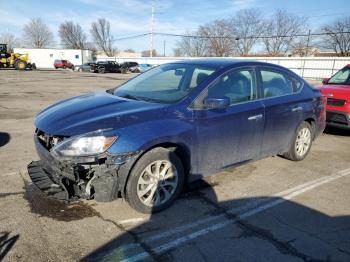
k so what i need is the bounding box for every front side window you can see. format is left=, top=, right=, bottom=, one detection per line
left=328, top=67, right=350, bottom=85
left=261, top=70, right=303, bottom=98
left=209, top=68, right=257, bottom=104
left=114, top=63, right=215, bottom=103
left=191, top=68, right=257, bottom=109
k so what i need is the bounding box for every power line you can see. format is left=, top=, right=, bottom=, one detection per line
left=151, top=31, right=350, bottom=40
left=114, top=33, right=150, bottom=41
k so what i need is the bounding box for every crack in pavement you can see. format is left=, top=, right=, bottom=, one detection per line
left=194, top=190, right=323, bottom=262
left=88, top=212, right=160, bottom=262
left=337, top=248, right=350, bottom=257
left=0, top=192, right=24, bottom=198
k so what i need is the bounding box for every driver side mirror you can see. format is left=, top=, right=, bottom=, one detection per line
left=322, top=78, right=330, bottom=85
left=204, top=96, right=230, bottom=110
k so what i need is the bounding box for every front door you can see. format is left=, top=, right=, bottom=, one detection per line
left=192, top=67, right=265, bottom=177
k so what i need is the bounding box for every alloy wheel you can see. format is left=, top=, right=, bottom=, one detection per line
left=137, top=160, right=179, bottom=207
left=295, top=127, right=311, bottom=157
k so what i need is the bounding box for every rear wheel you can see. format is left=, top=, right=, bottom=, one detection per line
left=126, top=148, right=184, bottom=213
left=283, top=121, right=313, bottom=161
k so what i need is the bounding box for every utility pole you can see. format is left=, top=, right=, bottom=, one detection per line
left=163, top=40, right=166, bottom=57
left=150, top=0, right=155, bottom=57
left=305, top=29, right=311, bottom=57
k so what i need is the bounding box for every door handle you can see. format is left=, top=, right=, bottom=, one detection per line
left=248, top=114, right=263, bottom=121
left=292, top=106, right=303, bottom=112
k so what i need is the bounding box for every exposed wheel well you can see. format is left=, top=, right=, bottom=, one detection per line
left=122, top=142, right=191, bottom=196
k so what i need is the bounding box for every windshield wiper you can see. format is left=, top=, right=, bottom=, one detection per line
left=119, top=93, right=144, bottom=101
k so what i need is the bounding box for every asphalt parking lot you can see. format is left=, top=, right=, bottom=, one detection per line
left=0, top=69, right=350, bottom=262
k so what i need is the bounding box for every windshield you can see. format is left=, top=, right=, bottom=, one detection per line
left=114, top=63, right=216, bottom=103
left=328, top=67, right=350, bottom=85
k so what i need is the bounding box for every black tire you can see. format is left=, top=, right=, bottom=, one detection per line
left=14, top=59, right=19, bottom=69
left=283, top=121, right=313, bottom=161
left=98, top=66, right=105, bottom=73
left=126, top=147, right=185, bottom=213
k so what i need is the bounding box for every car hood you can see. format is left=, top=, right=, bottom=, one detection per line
left=320, top=85, right=350, bottom=100
left=35, top=91, right=166, bottom=136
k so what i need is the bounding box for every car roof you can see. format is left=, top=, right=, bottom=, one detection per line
left=169, top=59, right=283, bottom=70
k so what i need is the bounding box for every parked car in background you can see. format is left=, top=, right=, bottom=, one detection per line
left=74, top=63, right=92, bottom=72
left=120, top=61, right=139, bottom=73
left=320, top=64, right=350, bottom=130
left=129, top=63, right=153, bottom=73
left=90, top=61, right=121, bottom=73
left=27, top=60, right=326, bottom=213
left=54, top=59, right=74, bottom=69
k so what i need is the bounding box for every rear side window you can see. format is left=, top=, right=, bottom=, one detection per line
left=261, top=70, right=303, bottom=98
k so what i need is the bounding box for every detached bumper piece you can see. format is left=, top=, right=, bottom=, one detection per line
left=27, top=161, right=69, bottom=201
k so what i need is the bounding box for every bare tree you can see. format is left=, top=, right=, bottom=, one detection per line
left=0, top=32, right=20, bottom=52
left=262, top=10, right=307, bottom=56
left=90, top=18, right=116, bottom=57
left=320, top=17, right=350, bottom=56
left=199, top=20, right=236, bottom=57
left=173, top=48, right=183, bottom=57
left=59, top=21, right=87, bottom=49
left=176, top=31, right=208, bottom=57
left=124, top=48, right=135, bottom=53
left=229, top=8, right=265, bottom=56
left=141, top=49, right=157, bottom=57
left=23, top=18, right=54, bottom=48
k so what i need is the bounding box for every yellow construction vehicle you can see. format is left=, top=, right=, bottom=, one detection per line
left=0, top=44, right=36, bottom=70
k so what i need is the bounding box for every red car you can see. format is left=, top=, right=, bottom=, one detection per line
left=320, top=64, right=350, bottom=130
left=54, top=59, right=74, bottom=69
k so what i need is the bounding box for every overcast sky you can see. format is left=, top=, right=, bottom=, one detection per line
left=1, top=0, right=348, bottom=54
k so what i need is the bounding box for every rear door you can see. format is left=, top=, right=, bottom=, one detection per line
left=258, top=67, right=304, bottom=156
left=193, top=67, right=265, bottom=176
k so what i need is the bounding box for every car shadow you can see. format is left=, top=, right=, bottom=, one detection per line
left=81, top=179, right=350, bottom=262
left=0, top=132, right=10, bottom=147
left=324, top=126, right=350, bottom=136
left=0, top=232, right=19, bottom=261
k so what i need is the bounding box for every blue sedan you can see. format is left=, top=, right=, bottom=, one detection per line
left=28, top=59, right=326, bottom=213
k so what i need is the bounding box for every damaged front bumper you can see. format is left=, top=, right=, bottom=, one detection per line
left=27, top=135, right=139, bottom=202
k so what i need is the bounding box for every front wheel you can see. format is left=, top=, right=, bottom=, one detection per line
left=283, top=121, right=313, bottom=161
left=16, top=60, right=27, bottom=70
left=126, top=148, right=184, bottom=213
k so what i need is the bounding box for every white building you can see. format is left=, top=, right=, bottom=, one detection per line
left=13, top=48, right=93, bottom=69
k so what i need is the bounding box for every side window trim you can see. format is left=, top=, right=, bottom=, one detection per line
left=257, top=66, right=304, bottom=100
left=189, top=66, right=258, bottom=110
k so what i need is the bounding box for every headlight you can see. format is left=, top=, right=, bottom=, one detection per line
left=51, top=130, right=117, bottom=158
